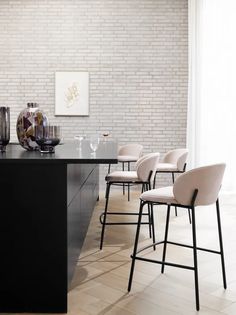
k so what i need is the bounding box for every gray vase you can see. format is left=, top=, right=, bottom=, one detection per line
left=0, top=107, right=10, bottom=152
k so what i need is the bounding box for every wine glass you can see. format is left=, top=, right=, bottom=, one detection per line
left=90, top=135, right=100, bottom=156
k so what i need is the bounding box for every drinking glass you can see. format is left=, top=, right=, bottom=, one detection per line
left=0, top=107, right=10, bottom=152
left=74, top=134, right=86, bottom=150
left=35, top=125, right=61, bottom=153
left=102, top=130, right=110, bottom=141
left=90, top=135, right=100, bottom=155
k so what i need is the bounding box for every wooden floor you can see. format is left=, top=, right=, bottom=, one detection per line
left=67, top=190, right=236, bottom=315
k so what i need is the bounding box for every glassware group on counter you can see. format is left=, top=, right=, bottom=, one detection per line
left=74, top=132, right=110, bottom=156
left=0, top=103, right=111, bottom=153
left=0, top=104, right=61, bottom=153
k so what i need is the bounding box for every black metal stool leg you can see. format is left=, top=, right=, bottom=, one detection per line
left=108, top=163, right=111, bottom=174
left=148, top=203, right=152, bottom=239
left=141, top=183, right=144, bottom=193
left=191, top=206, right=200, bottom=311
left=216, top=199, right=227, bottom=289
left=148, top=180, right=156, bottom=250
left=100, top=183, right=111, bottom=250
left=143, top=183, right=152, bottom=239
left=150, top=203, right=156, bottom=251
left=188, top=208, right=192, bottom=224
left=172, top=172, right=178, bottom=217
left=161, top=205, right=171, bottom=273
left=153, top=171, right=157, bottom=189
left=143, top=183, right=153, bottom=241
left=174, top=207, right=178, bottom=216
left=122, top=162, right=125, bottom=195
left=171, top=172, right=175, bottom=183
left=128, top=200, right=144, bottom=292
left=128, top=162, right=130, bottom=201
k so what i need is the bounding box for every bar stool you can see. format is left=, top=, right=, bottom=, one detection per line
left=128, top=163, right=227, bottom=311
left=154, top=148, right=189, bottom=219
left=153, top=148, right=188, bottom=187
left=108, top=144, right=143, bottom=201
left=100, top=153, right=160, bottom=250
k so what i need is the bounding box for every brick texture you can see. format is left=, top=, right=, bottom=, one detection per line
left=0, top=0, right=188, bottom=186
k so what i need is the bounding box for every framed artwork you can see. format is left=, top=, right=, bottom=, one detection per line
left=55, top=71, right=89, bottom=116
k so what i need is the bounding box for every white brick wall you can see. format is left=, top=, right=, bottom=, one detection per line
left=0, top=0, right=188, bottom=187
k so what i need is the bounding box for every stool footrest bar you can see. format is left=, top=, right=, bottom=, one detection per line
left=167, top=241, right=221, bottom=254
left=105, top=212, right=149, bottom=216
left=131, top=255, right=195, bottom=271
left=100, top=212, right=149, bottom=224
left=101, top=222, right=150, bottom=225
left=134, top=240, right=221, bottom=256
left=136, top=241, right=165, bottom=254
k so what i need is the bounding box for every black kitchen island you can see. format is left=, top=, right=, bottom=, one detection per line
left=0, top=141, right=117, bottom=313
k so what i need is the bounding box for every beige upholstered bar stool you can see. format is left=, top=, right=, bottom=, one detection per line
left=128, top=163, right=227, bottom=311
left=154, top=148, right=188, bottom=187
left=154, top=148, right=189, bottom=219
left=108, top=144, right=143, bottom=201
left=100, top=153, right=160, bottom=250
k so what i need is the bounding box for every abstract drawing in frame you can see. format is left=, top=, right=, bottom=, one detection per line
left=55, top=71, right=89, bottom=116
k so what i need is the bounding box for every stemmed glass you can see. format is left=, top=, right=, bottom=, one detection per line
left=90, top=135, right=100, bottom=156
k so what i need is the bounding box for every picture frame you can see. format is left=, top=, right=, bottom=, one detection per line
left=55, top=71, right=89, bottom=116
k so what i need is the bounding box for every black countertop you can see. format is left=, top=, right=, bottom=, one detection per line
left=0, top=140, right=118, bottom=164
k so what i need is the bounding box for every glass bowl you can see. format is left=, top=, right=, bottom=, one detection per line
left=35, top=126, right=61, bottom=153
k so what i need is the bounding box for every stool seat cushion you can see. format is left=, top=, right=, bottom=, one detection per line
left=141, top=186, right=178, bottom=204
left=118, top=155, right=139, bottom=162
left=106, top=171, right=139, bottom=182
left=156, top=163, right=178, bottom=172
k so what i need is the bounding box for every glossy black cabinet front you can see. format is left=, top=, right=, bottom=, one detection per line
left=0, top=142, right=117, bottom=313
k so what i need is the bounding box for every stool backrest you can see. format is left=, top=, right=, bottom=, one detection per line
left=162, top=148, right=188, bottom=171
left=136, top=153, right=160, bottom=182
left=173, top=163, right=226, bottom=206
left=135, top=152, right=157, bottom=169
left=118, top=144, right=143, bottom=158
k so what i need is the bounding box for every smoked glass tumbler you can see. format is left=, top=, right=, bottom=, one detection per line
left=0, top=107, right=10, bottom=152
left=35, top=125, right=61, bottom=153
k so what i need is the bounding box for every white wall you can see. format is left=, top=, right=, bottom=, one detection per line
left=0, top=0, right=188, bottom=185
